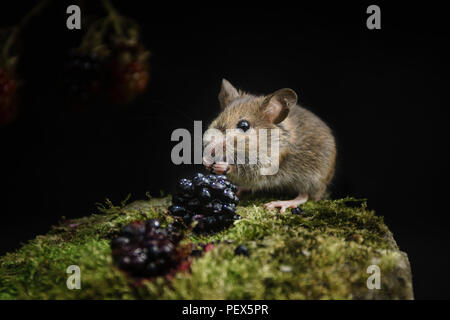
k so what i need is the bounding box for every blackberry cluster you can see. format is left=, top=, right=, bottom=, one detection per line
left=107, top=40, right=149, bottom=104
left=0, top=67, right=18, bottom=126
left=111, top=219, right=185, bottom=278
left=64, top=39, right=149, bottom=107
left=63, top=50, right=106, bottom=105
left=168, top=173, right=241, bottom=234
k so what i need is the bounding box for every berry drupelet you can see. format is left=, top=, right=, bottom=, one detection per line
left=168, top=173, right=241, bottom=234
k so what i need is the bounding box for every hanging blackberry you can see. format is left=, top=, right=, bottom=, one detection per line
left=107, top=38, right=149, bottom=104
left=64, top=0, right=150, bottom=107
left=168, top=172, right=242, bottom=234
left=63, top=49, right=107, bottom=106
left=0, top=1, right=51, bottom=126
left=0, top=67, right=18, bottom=127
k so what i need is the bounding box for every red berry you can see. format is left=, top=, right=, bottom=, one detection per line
left=0, top=67, right=19, bottom=127
left=107, top=40, right=150, bottom=104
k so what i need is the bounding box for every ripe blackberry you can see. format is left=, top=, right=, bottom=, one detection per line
left=111, top=219, right=187, bottom=278
left=168, top=172, right=242, bottom=234
left=291, top=207, right=303, bottom=215
left=197, top=187, right=212, bottom=202
left=168, top=205, right=186, bottom=217
left=0, top=67, right=18, bottom=127
left=234, top=245, right=250, bottom=257
left=177, top=178, right=194, bottom=197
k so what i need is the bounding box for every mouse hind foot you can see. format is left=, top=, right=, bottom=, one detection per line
left=264, top=193, right=308, bottom=213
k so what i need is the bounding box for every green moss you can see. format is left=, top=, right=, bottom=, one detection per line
left=0, top=196, right=413, bottom=300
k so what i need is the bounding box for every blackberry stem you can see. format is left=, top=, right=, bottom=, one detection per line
left=101, top=0, right=124, bottom=37
left=2, top=0, right=52, bottom=66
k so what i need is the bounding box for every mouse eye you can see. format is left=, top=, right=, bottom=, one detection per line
left=236, top=120, right=250, bottom=132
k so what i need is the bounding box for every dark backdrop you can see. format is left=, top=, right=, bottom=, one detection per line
left=0, top=1, right=448, bottom=299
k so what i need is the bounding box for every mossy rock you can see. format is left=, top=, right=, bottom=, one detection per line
left=0, top=196, right=413, bottom=299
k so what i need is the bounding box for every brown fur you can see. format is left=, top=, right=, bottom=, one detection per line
left=206, top=79, right=336, bottom=201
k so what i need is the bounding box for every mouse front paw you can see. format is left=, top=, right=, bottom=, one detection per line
left=210, top=162, right=232, bottom=175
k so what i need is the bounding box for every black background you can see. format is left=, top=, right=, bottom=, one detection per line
left=0, top=1, right=448, bottom=299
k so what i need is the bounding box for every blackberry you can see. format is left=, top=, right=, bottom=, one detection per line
left=176, top=178, right=194, bottom=195
left=168, top=205, right=186, bottom=217
left=0, top=67, right=18, bottom=127
left=168, top=172, right=241, bottom=234
left=65, top=31, right=150, bottom=106
left=111, top=219, right=186, bottom=278
left=234, top=245, right=250, bottom=257
left=291, top=207, right=303, bottom=215
left=63, top=50, right=106, bottom=105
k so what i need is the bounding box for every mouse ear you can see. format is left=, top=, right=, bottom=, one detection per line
left=218, top=79, right=240, bottom=109
left=260, top=88, right=297, bottom=124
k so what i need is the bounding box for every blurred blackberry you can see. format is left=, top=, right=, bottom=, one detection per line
left=111, top=219, right=186, bottom=278
left=107, top=39, right=150, bottom=104
left=291, top=207, right=303, bottom=215
left=168, top=172, right=241, bottom=234
left=63, top=50, right=106, bottom=105
left=0, top=67, right=18, bottom=127
left=234, top=245, right=250, bottom=257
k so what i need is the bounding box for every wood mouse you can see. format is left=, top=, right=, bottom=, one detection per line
left=203, top=79, right=336, bottom=212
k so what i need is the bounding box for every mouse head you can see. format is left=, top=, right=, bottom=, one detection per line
left=203, top=79, right=297, bottom=166
left=211, top=79, right=298, bottom=132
